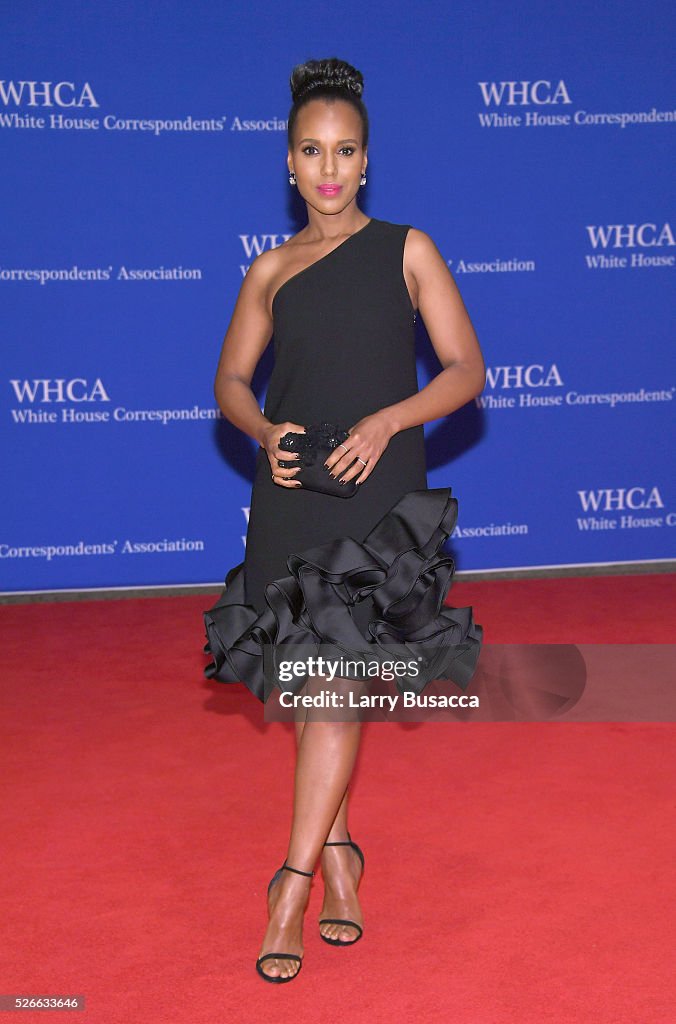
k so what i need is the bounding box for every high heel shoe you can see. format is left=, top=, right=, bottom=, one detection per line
left=255, top=861, right=315, bottom=983
left=318, top=832, right=365, bottom=946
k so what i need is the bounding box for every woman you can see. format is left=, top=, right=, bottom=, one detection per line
left=203, top=57, right=486, bottom=982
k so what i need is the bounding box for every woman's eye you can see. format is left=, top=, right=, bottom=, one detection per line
left=301, top=146, right=356, bottom=156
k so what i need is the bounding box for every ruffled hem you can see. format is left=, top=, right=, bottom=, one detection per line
left=202, top=487, right=483, bottom=703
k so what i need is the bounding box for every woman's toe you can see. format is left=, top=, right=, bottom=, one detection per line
left=261, top=957, right=281, bottom=978
left=261, top=956, right=297, bottom=979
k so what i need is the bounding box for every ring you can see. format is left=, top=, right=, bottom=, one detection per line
left=356, top=457, right=368, bottom=466
left=338, top=443, right=349, bottom=452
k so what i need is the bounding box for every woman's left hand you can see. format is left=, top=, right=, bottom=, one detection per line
left=324, top=412, right=395, bottom=487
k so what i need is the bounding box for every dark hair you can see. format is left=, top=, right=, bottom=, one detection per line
left=288, top=57, right=369, bottom=150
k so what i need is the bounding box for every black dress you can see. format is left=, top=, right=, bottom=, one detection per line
left=203, top=216, right=483, bottom=702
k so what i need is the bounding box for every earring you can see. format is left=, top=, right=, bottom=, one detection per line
left=289, top=170, right=296, bottom=186
left=360, top=171, right=367, bottom=186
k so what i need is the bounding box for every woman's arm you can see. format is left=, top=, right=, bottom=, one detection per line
left=326, top=228, right=487, bottom=486
left=212, top=253, right=276, bottom=446
left=381, top=227, right=486, bottom=434
left=212, top=251, right=307, bottom=489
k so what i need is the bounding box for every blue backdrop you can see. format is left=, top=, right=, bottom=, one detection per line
left=1, top=0, right=674, bottom=594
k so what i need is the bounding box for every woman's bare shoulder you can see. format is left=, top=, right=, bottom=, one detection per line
left=405, top=225, right=441, bottom=250
left=246, top=230, right=309, bottom=287
left=403, top=226, right=448, bottom=281
left=248, top=228, right=319, bottom=314
left=240, top=242, right=290, bottom=316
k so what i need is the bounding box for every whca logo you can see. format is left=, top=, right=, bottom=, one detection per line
left=478, top=80, right=571, bottom=106
left=0, top=81, right=98, bottom=107
left=577, top=487, right=665, bottom=512
left=10, top=379, right=109, bottom=403
left=585, top=223, right=674, bottom=249
left=485, top=364, right=563, bottom=389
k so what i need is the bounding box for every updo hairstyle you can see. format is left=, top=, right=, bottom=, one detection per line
left=287, top=57, right=369, bottom=149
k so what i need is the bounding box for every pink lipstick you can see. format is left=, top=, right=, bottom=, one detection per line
left=317, top=184, right=342, bottom=196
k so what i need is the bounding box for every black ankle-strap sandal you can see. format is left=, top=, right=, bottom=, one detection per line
left=319, top=832, right=365, bottom=946
left=256, top=862, right=315, bottom=983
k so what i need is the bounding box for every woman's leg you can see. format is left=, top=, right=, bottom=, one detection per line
left=257, top=688, right=362, bottom=979
left=293, top=717, right=365, bottom=945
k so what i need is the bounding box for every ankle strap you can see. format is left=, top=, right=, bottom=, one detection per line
left=324, top=831, right=354, bottom=847
left=282, top=861, right=315, bottom=877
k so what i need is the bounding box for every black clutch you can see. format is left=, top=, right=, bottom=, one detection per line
left=278, top=422, right=359, bottom=498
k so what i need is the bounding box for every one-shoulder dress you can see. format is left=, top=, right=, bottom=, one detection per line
left=202, top=216, right=483, bottom=702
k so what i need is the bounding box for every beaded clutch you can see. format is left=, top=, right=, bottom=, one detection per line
left=278, top=422, right=359, bottom=498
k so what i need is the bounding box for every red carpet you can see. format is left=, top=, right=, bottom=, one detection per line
left=1, top=573, right=674, bottom=1023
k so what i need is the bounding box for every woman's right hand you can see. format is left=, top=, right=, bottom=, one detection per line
left=260, top=421, right=307, bottom=488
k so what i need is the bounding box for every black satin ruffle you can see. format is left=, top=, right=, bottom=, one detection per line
left=202, top=487, right=483, bottom=703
